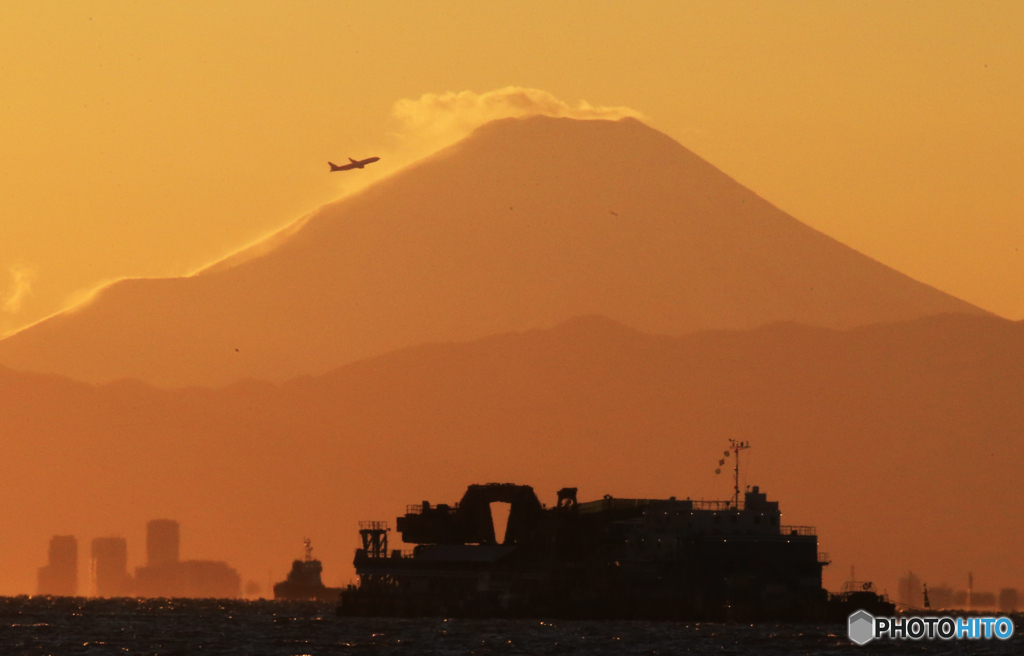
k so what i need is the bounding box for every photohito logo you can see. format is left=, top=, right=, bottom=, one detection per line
left=848, top=610, right=874, bottom=645
left=848, top=610, right=1014, bottom=644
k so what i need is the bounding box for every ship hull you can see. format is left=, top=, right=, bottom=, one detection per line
left=274, top=581, right=341, bottom=602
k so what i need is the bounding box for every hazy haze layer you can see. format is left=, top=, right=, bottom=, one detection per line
left=1, top=314, right=1020, bottom=598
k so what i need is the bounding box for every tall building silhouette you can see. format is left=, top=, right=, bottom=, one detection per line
left=999, top=588, right=1019, bottom=613
left=898, top=571, right=923, bottom=608
left=37, top=535, right=77, bottom=596
left=134, top=519, right=239, bottom=598
left=146, top=519, right=180, bottom=567
left=91, top=537, right=131, bottom=597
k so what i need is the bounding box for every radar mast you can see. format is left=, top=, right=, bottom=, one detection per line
left=729, top=439, right=751, bottom=509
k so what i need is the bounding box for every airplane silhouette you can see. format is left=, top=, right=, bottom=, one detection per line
left=329, top=157, right=380, bottom=172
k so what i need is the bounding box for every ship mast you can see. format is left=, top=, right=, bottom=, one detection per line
left=729, top=439, right=751, bottom=509
left=304, top=537, right=313, bottom=562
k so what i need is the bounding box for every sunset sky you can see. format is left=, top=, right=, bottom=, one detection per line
left=2, top=0, right=1022, bottom=339
left=2, top=2, right=1023, bottom=600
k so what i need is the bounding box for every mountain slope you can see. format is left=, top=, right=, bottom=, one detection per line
left=0, top=116, right=985, bottom=386
left=0, top=314, right=1020, bottom=596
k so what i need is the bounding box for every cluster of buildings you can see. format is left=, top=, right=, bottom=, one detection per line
left=36, top=520, right=240, bottom=598
left=896, top=571, right=1017, bottom=613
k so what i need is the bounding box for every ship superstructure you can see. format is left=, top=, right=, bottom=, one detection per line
left=339, top=483, right=829, bottom=619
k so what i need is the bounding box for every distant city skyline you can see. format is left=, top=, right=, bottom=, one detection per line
left=37, top=520, right=239, bottom=599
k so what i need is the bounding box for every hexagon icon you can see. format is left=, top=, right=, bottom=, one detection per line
left=848, top=610, right=875, bottom=645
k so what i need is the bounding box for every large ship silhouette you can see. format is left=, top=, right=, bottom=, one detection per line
left=337, top=443, right=894, bottom=619
left=338, top=480, right=834, bottom=620
left=339, top=481, right=894, bottom=620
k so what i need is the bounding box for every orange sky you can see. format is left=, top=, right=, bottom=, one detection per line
left=2, top=0, right=1022, bottom=339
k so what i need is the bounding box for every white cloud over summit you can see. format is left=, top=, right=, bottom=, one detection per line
left=390, top=87, right=644, bottom=151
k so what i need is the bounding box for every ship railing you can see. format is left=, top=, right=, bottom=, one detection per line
left=818, top=552, right=831, bottom=564
left=405, top=502, right=459, bottom=514
left=355, top=548, right=410, bottom=559
left=359, top=521, right=389, bottom=531
left=579, top=497, right=651, bottom=515
left=780, top=525, right=816, bottom=536
left=690, top=500, right=739, bottom=512
left=840, top=580, right=878, bottom=595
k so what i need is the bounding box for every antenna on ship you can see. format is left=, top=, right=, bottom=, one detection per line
left=728, top=439, right=751, bottom=509
left=303, top=537, right=313, bottom=562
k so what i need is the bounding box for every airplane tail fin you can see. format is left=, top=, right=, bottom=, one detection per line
left=328, top=162, right=341, bottom=171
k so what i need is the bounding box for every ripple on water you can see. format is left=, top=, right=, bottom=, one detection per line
left=0, top=597, right=1019, bottom=655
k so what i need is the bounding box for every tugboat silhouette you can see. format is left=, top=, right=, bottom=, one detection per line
left=273, top=539, right=341, bottom=601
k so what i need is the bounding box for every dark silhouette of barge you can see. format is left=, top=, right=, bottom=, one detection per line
left=339, top=483, right=837, bottom=620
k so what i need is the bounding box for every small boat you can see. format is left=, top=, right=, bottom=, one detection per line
left=827, top=581, right=896, bottom=619
left=273, top=539, right=342, bottom=601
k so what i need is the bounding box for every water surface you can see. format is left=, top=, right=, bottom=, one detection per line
left=0, top=597, right=1017, bottom=655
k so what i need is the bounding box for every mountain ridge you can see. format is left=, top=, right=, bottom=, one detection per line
left=0, top=115, right=987, bottom=387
